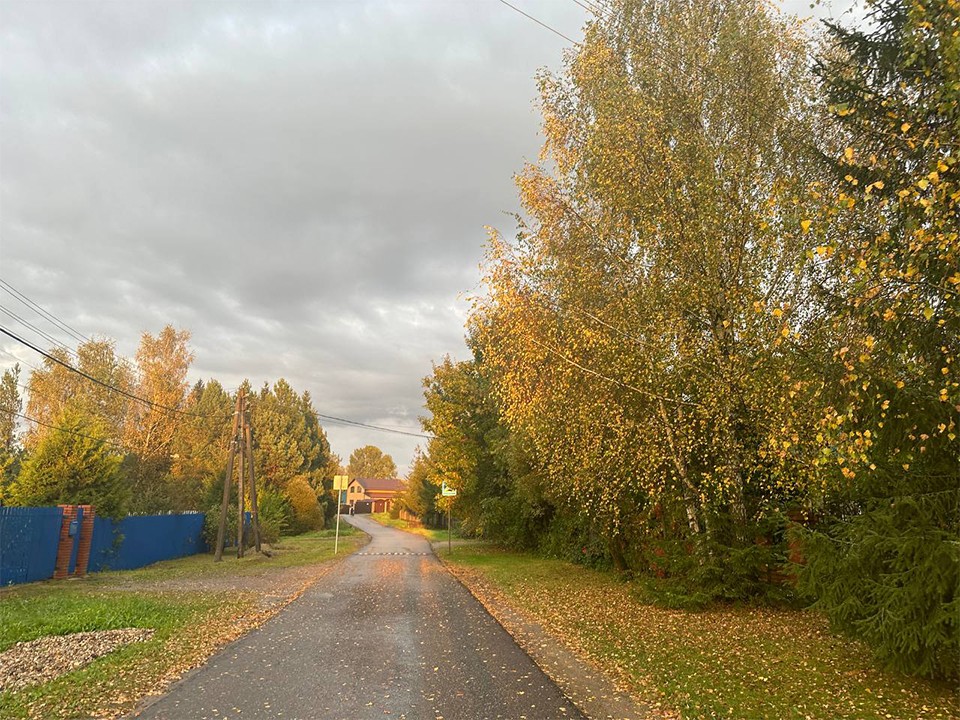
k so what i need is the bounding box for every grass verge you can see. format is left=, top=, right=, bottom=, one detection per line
left=0, top=529, right=364, bottom=720
left=443, top=545, right=960, bottom=720
left=369, top=512, right=461, bottom=544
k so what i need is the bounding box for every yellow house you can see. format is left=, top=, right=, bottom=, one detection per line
left=346, top=477, right=405, bottom=513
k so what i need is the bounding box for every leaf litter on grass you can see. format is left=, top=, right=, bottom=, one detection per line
left=446, top=548, right=960, bottom=720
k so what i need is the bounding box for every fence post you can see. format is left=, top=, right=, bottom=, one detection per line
left=73, top=505, right=95, bottom=577
left=54, top=505, right=79, bottom=580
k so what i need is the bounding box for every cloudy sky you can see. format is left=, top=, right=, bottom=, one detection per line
left=0, top=0, right=858, bottom=473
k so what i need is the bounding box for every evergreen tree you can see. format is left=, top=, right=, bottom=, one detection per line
left=797, top=0, right=959, bottom=679
left=11, top=405, right=128, bottom=518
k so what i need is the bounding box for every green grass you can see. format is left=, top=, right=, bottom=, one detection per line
left=113, top=525, right=360, bottom=583
left=0, top=589, right=207, bottom=652
left=0, top=529, right=364, bottom=719
left=369, top=512, right=462, bottom=543
left=445, top=545, right=960, bottom=720
left=0, top=589, right=227, bottom=720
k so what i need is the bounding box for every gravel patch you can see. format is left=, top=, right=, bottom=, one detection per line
left=0, top=628, right=155, bottom=692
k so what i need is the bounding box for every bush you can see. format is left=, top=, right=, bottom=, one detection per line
left=256, top=486, right=292, bottom=544
left=285, top=477, right=323, bottom=534
left=202, top=504, right=242, bottom=550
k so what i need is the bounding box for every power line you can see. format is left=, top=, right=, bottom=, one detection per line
left=316, top=412, right=433, bottom=439
left=497, top=0, right=580, bottom=45
left=0, top=325, right=202, bottom=418
left=0, top=287, right=430, bottom=438
left=0, top=347, right=41, bottom=373
left=3, top=328, right=427, bottom=436
left=0, top=279, right=90, bottom=346
left=0, top=304, right=80, bottom=360
left=527, top=335, right=699, bottom=407
left=571, top=0, right=608, bottom=19
left=0, top=279, right=143, bottom=382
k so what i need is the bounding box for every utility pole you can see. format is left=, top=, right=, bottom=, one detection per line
left=245, top=420, right=262, bottom=554
left=214, top=393, right=242, bottom=562
left=215, top=387, right=263, bottom=561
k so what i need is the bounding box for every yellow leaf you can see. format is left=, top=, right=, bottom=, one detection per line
left=800, top=219, right=811, bottom=233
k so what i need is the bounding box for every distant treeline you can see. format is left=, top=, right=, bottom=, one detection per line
left=0, top=326, right=336, bottom=541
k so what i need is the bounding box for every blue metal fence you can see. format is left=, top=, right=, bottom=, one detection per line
left=0, top=506, right=63, bottom=586
left=0, top=508, right=207, bottom=585
left=87, top=513, right=206, bottom=572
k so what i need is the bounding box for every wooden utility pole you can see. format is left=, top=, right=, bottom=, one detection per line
left=214, top=394, right=242, bottom=562
left=237, top=411, right=245, bottom=558
left=214, top=387, right=263, bottom=561
left=244, top=415, right=262, bottom=554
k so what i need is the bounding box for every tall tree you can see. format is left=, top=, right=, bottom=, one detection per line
left=124, top=326, right=193, bottom=459
left=401, top=448, right=441, bottom=526
left=26, top=339, right=134, bottom=447
left=473, top=0, right=822, bottom=574
left=0, top=364, right=23, bottom=502
left=421, top=354, right=513, bottom=537
left=797, top=0, right=959, bottom=678
left=347, top=445, right=397, bottom=479
left=123, top=326, right=193, bottom=513
left=252, top=379, right=330, bottom=488
left=0, top=364, right=21, bottom=449
left=168, top=379, right=235, bottom=511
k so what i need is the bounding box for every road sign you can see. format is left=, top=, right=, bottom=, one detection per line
left=441, top=482, right=457, bottom=497
left=333, top=475, right=349, bottom=491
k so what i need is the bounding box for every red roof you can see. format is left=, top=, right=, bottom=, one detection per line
left=355, top=477, right=405, bottom=493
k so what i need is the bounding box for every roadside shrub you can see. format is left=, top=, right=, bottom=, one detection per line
left=285, top=477, right=323, bottom=534
left=257, top=486, right=292, bottom=543
left=202, top=504, right=243, bottom=550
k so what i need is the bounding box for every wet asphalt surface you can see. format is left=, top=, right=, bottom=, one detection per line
left=133, top=515, right=584, bottom=720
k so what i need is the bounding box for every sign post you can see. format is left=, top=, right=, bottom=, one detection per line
left=333, top=475, right=349, bottom=554
left=441, top=482, right=457, bottom=554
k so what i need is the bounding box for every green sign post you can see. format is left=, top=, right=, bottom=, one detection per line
left=441, top=482, right=457, bottom=553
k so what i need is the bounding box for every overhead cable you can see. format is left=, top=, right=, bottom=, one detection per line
left=316, top=412, right=433, bottom=439
left=0, top=325, right=201, bottom=418
left=496, top=0, right=580, bottom=45
left=0, top=278, right=90, bottom=345
left=0, top=304, right=80, bottom=360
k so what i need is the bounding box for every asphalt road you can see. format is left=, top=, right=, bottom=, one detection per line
left=133, top=515, right=584, bottom=720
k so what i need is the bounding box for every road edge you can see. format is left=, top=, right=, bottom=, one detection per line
left=436, top=551, right=656, bottom=720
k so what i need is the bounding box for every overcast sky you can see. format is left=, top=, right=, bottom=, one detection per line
left=0, top=0, right=859, bottom=474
